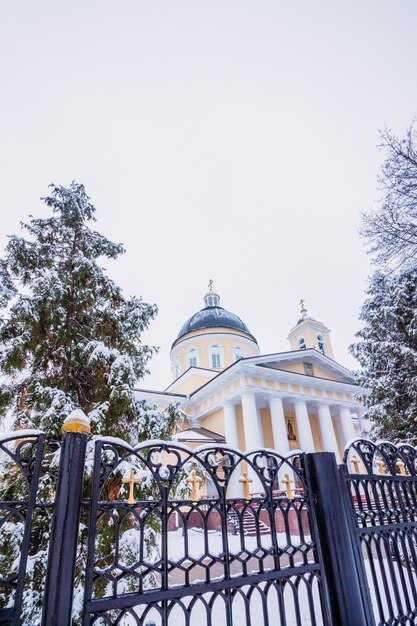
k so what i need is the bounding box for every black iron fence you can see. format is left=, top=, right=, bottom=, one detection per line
left=2, top=429, right=417, bottom=625
left=342, top=439, right=417, bottom=626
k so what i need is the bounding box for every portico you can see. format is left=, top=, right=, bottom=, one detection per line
left=135, top=289, right=365, bottom=495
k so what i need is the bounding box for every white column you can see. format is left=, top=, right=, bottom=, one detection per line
left=223, top=402, right=240, bottom=449
left=241, top=393, right=264, bottom=494
left=269, top=397, right=290, bottom=455
left=269, top=396, right=293, bottom=490
left=338, top=406, right=356, bottom=445
left=241, top=393, right=263, bottom=449
left=317, top=404, right=340, bottom=461
left=223, top=402, right=243, bottom=497
left=357, top=408, right=372, bottom=436
left=294, top=400, right=315, bottom=453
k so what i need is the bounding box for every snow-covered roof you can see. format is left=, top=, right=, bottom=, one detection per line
left=173, top=427, right=226, bottom=443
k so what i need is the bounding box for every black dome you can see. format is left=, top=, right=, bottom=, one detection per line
left=172, top=305, right=258, bottom=348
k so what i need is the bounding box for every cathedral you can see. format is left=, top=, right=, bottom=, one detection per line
left=135, top=284, right=364, bottom=466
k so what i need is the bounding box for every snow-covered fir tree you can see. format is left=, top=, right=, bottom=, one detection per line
left=0, top=182, right=181, bottom=624
left=0, top=182, right=178, bottom=441
left=350, top=268, right=417, bottom=441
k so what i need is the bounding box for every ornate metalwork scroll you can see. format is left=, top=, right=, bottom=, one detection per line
left=343, top=438, right=417, bottom=626
left=0, top=431, right=46, bottom=624
left=82, top=440, right=331, bottom=626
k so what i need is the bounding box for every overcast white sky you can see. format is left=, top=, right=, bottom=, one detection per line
left=1, top=1, right=416, bottom=390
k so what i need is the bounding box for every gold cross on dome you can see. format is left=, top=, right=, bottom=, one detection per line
left=397, top=459, right=407, bottom=476
left=239, top=471, right=253, bottom=500
left=208, top=279, right=214, bottom=291
left=281, top=473, right=294, bottom=499
left=122, top=469, right=142, bottom=505
left=299, top=299, right=305, bottom=310
left=350, top=455, right=361, bottom=475
left=186, top=469, right=203, bottom=501
left=375, top=459, right=385, bottom=476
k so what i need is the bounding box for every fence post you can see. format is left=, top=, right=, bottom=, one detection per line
left=303, top=451, right=372, bottom=626
left=41, top=413, right=90, bottom=626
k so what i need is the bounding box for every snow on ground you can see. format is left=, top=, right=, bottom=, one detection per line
left=94, top=530, right=417, bottom=625
left=166, top=528, right=312, bottom=561
left=101, top=529, right=323, bottom=626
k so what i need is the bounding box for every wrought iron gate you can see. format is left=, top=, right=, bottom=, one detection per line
left=4, top=428, right=417, bottom=625
left=0, top=431, right=47, bottom=626
left=82, top=438, right=332, bottom=626
left=342, top=439, right=417, bottom=626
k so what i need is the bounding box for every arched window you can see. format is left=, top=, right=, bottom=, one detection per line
left=298, top=337, right=306, bottom=350
left=188, top=348, right=198, bottom=368
left=317, top=334, right=325, bottom=354
left=233, top=346, right=244, bottom=362
left=209, top=344, right=222, bottom=368
left=174, top=356, right=181, bottom=379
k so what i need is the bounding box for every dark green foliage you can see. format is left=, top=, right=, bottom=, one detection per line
left=0, top=182, right=176, bottom=443
left=0, top=182, right=181, bottom=624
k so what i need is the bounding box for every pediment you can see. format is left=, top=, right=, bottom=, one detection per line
left=251, top=349, right=356, bottom=385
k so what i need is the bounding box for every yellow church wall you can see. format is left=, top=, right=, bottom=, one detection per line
left=288, top=324, right=335, bottom=360
left=260, top=408, right=274, bottom=449
left=272, top=362, right=340, bottom=382
left=170, top=330, right=259, bottom=378
left=313, top=366, right=339, bottom=381
left=333, top=420, right=344, bottom=459
left=169, top=373, right=213, bottom=395
left=310, top=415, right=324, bottom=452
left=235, top=404, right=246, bottom=451
left=174, top=327, right=252, bottom=344
left=201, top=408, right=225, bottom=438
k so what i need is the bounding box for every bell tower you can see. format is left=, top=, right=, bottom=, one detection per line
left=287, top=300, right=335, bottom=360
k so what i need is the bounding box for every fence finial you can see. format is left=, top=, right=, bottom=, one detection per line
left=375, top=458, right=385, bottom=475
left=186, top=469, right=203, bottom=501
left=281, top=473, right=294, bottom=499
left=122, top=469, right=142, bottom=505
left=61, top=409, right=91, bottom=434
left=239, top=471, right=253, bottom=499
left=350, top=455, right=360, bottom=475
left=396, top=459, right=407, bottom=476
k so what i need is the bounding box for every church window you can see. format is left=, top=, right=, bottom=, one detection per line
left=317, top=335, right=325, bottom=354
left=298, top=337, right=306, bottom=350
left=233, top=346, right=244, bottom=361
left=209, top=344, right=223, bottom=369
left=212, top=353, right=221, bottom=368
left=188, top=348, right=198, bottom=368
left=174, top=356, right=181, bottom=379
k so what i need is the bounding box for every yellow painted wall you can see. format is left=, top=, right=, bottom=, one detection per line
left=170, top=329, right=259, bottom=379
left=272, top=362, right=340, bottom=382
left=310, top=415, right=324, bottom=451
left=169, top=373, right=215, bottom=394
left=260, top=408, right=274, bottom=449
left=288, top=321, right=335, bottom=359
left=201, top=407, right=225, bottom=438
left=235, top=404, right=246, bottom=451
